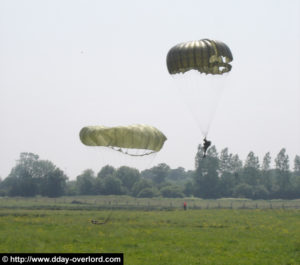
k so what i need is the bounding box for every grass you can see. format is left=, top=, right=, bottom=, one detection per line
left=1, top=197, right=300, bottom=264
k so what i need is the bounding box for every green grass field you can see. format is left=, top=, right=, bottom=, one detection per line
left=1, top=197, right=300, bottom=265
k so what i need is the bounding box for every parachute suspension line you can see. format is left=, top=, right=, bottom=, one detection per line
left=166, top=39, right=232, bottom=138
left=202, top=74, right=227, bottom=138
left=126, top=150, right=157, bottom=157
left=91, top=205, right=113, bottom=225
left=202, top=131, right=209, bottom=139
left=176, top=70, right=222, bottom=138
left=109, top=146, right=157, bottom=157
left=134, top=148, right=140, bottom=156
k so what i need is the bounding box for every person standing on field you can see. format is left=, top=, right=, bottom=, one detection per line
left=183, top=201, right=187, bottom=210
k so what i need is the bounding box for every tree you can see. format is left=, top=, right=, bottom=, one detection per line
left=262, top=152, right=271, bottom=171
left=6, top=152, right=41, bottom=196
left=183, top=181, right=194, bottom=196
left=35, top=160, right=67, bottom=197
left=6, top=166, right=37, bottom=196
left=0, top=177, right=5, bottom=196
left=261, top=152, right=272, bottom=192
left=115, top=166, right=140, bottom=194
left=275, top=148, right=290, bottom=171
left=194, top=145, right=220, bottom=198
left=160, top=185, right=184, bottom=198
left=142, top=163, right=170, bottom=185
left=97, top=165, right=116, bottom=179
left=95, top=165, right=117, bottom=195
left=294, top=155, right=300, bottom=176
left=233, top=183, right=253, bottom=198
left=17, top=153, right=39, bottom=176
left=229, top=154, right=243, bottom=173
left=94, top=177, right=104, bottom=195
left=2, top=152, right=68, bottom=197
left=252, top=185, right=269, bottom=199
left=275, top=148, right=291, bottom=197
left=243, top=151, right=260, bottom=186
left=219, top=148, right=232, bottom=174
left=167, top=167, right=186, bottom=181
left=41, top=168, right=67, bottom=197
left=76, top=169, right=96, bottom=195
left=219, top=171, right=236, bottom=197
left=132, top=179, right=154, bottom=197
left=102, top=176, right=123, bottom=195
left=65, top=180, right=78, bottom=196
left=218, top=148, right=242, bottom=197
left=290, top=174, right=300, bottom=198
left=244, top=151, right=260, bottom=169
left=137, top=187, right=159, bottom=198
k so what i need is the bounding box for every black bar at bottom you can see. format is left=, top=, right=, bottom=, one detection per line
left=0, top=253, right=123, bottom=265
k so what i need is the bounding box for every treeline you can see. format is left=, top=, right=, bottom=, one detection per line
left=194, top=146, right=300, bottom=199
left=0, top=146, right=300, bottom=199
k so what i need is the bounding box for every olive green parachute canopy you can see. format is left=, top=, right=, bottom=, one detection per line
left=166, top=39, right=233, bottom=75
left=79, top=124, right=167, bottom=156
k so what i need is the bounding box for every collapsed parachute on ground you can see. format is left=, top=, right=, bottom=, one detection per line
left=166, top=39, right=233, bottom=75
left=79, top=124, right=167, bottom=156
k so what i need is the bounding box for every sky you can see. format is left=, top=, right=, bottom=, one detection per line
left=0, top=0, right=299, bottom=180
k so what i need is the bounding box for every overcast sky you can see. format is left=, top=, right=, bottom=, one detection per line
left=0, top=0, right=299, bottom=179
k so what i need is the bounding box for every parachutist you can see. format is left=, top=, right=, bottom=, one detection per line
left=203, top=138, right=211, bottom=158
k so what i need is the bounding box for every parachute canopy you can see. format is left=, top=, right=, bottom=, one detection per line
left=79, top=124, right=167, bottom=156
left=166, top=39, right=233, bottom=75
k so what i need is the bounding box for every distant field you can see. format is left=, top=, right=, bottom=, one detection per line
left=1, top=196, right=300, bottom=210
left=1, top=197, right=300, bottom=264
